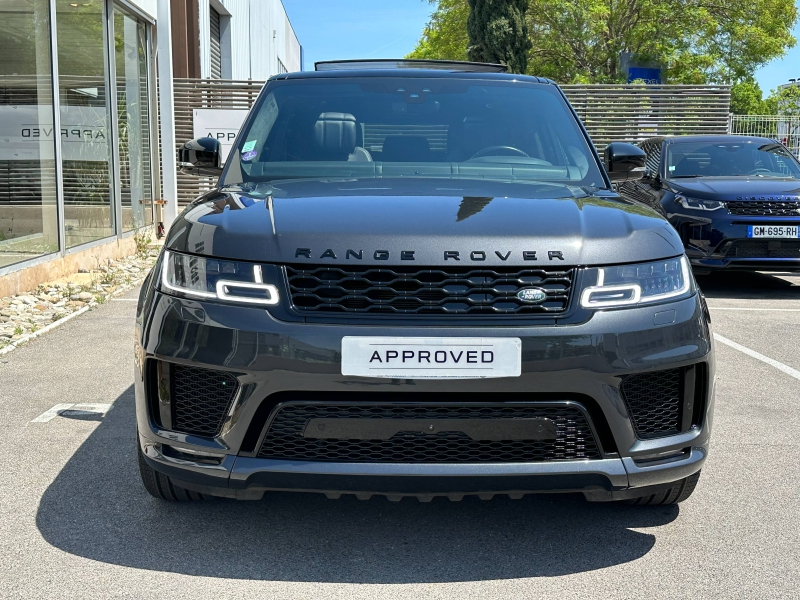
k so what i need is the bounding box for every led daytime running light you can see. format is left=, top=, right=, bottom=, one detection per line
left=161, top=251, right=280, bottom=305
left=581, top=256, right=691, bottom=309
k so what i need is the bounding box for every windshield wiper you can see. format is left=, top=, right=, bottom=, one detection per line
left=670, top=175, right=703, bottom=179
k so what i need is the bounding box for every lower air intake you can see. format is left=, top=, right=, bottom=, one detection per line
left=619, top=368, right=683, bottom=439
left=171, top=365, right=239, bottom=437
left=257, top=403, right=601, bottom=462
left=723, top=240, right=800, bottom=259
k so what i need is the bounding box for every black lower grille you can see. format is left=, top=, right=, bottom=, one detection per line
left=257, top=403, right=601, bottom=462
left=285, top=265, right=574, bottom=315
left=723, top=239, right=800, bottom=258
left=619, top=369, right=682, bottom=439
left=727, top=201, right=800, bottom=216
left=171, top=365, right=239, bottom=437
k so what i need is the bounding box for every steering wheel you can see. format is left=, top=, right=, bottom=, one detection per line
left=470, top=145, right=529, bottom=159
left=748, top=168, right=773, bottom=175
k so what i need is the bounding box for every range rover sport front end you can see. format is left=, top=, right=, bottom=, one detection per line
left=135, top=60, right=714, bottom=505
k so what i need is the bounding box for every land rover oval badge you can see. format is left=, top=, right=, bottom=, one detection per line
left=517, top=288, right=547, bottom=303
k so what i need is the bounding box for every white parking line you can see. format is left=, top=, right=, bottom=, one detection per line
left=714, top=333, right=800, bottom=382
left=708, top=307, right=800, bottom=312
left=30, top=403, right=113, bottom=423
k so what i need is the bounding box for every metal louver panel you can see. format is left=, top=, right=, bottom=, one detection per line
left=172, top=79, right=264, bottom=205
left=561, top=85, right=730, bottom=152
left=209, top=8, right=221, bottom=80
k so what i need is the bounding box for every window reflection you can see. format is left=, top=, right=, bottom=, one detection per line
left=115, top=8, right=153, bottom=231
left=57, top=0, right=114, bottom=247
left=0, top=0, right=59, bottom=268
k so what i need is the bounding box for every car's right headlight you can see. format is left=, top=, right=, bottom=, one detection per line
left=676, top=195, right=725, bottom=211
left=580, top=255, right=693, bottom=309
left=160, top=250, right=279, bottom=305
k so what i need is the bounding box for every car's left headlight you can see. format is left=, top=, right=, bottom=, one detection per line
left=676, top=195, right=725, bottom=211
left=160, top=250, right=280, bottom=305
left=581, top=255, right=693, bottom=309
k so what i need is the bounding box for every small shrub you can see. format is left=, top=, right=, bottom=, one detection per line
left=133, top=226, right=152, bottom=258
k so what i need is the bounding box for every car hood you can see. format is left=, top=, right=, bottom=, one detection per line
left=166, top=179, right=683, bottom=266
left=669, top=177, right=800, bottom=201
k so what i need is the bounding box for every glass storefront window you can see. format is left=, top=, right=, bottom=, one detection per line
left=0, top=0, right=60, bottom=269
left=114, top=7, right=153, bottom=231
left=0, top=0, right=155, bottom=273
left=56, top=0, right=114, bottom=247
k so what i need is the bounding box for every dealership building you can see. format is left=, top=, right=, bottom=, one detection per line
left=0, top=0, right=300, bottom=295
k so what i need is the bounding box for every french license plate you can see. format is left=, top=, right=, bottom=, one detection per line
left=341, top=337, right=522, bottom=379
left=747, top=225, right=800, bottom=238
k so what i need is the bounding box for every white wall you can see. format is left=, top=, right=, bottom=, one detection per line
left=221, top=0, right=251, bottom=79
left=196, top=0, right=300, bottom=80
left=127, top=0, right=157, bottom=20
left=198, top=0, right=210, bottom=77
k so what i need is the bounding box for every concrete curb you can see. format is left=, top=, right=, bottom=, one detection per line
left=0, top=277, right=146, bottom=357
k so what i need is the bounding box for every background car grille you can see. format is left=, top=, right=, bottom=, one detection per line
left=619, top=369, right=682, bottom=439
left=723, top=240, right=800, bottom=259
left=727, top=201, right=800, bottom=216
left=171, top=365, right=239, bottom=437
left=257, top=403, right=601, bottom=462
left=285, top=265, right=574, bottom=315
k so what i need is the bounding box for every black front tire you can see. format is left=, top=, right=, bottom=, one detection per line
left=138, top=444, right=209, bottom=501
left=624, top=471, right=701, bottom=505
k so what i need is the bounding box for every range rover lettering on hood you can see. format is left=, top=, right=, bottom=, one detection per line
left=295, top=248, right=566, bottom=261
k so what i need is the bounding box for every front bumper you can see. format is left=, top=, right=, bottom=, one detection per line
left=668, top=210, right=800, bottom=271
left=135, top=288, right=715, bottom=501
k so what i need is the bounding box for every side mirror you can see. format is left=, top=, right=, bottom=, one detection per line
left=178, top=138, right=223, bottom=177
left=604, top=142, right=646, bottom=182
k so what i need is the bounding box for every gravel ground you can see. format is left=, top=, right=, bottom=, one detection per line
left=0, top=251, right=156, bottom=351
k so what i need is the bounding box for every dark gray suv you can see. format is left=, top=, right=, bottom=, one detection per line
left=135, top=60, right=714, bottom=505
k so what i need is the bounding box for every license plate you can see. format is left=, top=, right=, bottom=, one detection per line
left=341, top=337, right=522, bottom=379
left=747, top=225, right=800, bottom=238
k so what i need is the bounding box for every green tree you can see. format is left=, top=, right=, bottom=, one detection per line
left=770, top=85, right=800, bottom=117
left=768, top=85, right=800, bottom=146
left=409, top=0, right=798, bottom=84
left=466, top=0, right=532, bottom=73
left=730, top=80, right=769, bottom=115
left=408, top=0, right=469, bottom=61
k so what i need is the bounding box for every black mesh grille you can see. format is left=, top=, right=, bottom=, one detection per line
left=619, top=369, right=682, bottom=439
left=285, top=265, right=574, bottom=315
left=723, top=240, right=800, bottom=258
left=727, top=201, right=800, bottom=216
left=257, top=403, right=601, bottom=462
left=172, top=365, right=239, bottom=437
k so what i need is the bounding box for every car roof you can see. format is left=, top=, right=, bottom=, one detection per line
left=661, top=135, right=778, bottom=145
left=315, top=59, right=509, bottom=73
left=269, top=67, right=556, bottom=85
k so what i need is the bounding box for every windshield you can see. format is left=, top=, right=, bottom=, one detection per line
left=221, top=77, right=604, bottom=188
left=666, top=140, right=800, bottom=179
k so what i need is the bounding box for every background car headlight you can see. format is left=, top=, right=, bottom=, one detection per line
left=676, top=195, right=725, bottom=211
left=160, top=251, right=279, bottom=305
left=581, top=255, right=692, bottom=309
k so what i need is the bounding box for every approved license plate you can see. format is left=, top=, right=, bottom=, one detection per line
left=747, top=225, right=800, bottom=238
left=341, top=337, right=522, bottom=379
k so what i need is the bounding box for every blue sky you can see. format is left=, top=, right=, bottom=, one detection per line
left=754, top=1, right=800, bottom=93
left=281, top=0, right=433, bottom=70
left=283, top=0, right=799, bottom=92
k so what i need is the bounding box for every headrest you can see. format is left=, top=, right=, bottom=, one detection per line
left=381, top=136, right=430, bottom=161
left=314, top=112, right=357, bottom=157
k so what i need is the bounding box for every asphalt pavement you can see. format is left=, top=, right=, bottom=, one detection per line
left=0, top=273, right=798, bottom=599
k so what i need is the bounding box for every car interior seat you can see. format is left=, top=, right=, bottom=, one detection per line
left=313, top=112, right=372, bottom=161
